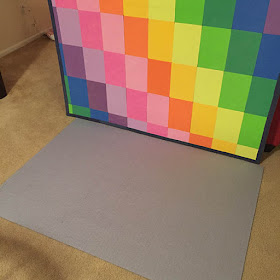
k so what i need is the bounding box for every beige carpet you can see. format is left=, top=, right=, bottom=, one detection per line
left=0, top=37, right=279, bottom=280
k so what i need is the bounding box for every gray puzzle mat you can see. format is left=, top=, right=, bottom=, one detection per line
left=0, top=119, right=263, bottom=280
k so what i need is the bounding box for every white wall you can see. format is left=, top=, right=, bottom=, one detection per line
left=0, top=0, right=52, bottom=57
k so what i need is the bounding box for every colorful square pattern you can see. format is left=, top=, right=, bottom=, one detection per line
left=50, top=0, right=280, bottom=162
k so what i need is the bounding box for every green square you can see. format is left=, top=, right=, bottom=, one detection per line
left=68, top=104, right=73, bottom=114
left=72, top=105, right=90, bottom=118
left=238, top=113, right=267, bottom=149
left=64, top=75, right=71, bottom=103
left=175, top=0, right=205, bottom=25
left=225, top=30, right=262, bottom=75
left=245, top=77, right=277, bottom=117
left=198, top=26, right=231, bottom=70
left=219, top=72, right=252, bottom=112
left=203, top=0, right=236, bottom=28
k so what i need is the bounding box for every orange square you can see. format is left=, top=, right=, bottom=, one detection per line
left=189, top=134, right=213, bottom=148
left=211, top=139, right=237, bottom=154
left=99, top=0, right=123, bottom=15
left=148, top=59, right=171, bottom=97
left=124, top=16, right=148, bottom=57
left=168, top=98, right=193, bottom=132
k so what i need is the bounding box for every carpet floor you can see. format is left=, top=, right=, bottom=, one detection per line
left=0, top=37, right=279, bottom=280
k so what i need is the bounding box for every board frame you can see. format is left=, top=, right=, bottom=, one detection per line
left=47, top=0, right=280, bottom=164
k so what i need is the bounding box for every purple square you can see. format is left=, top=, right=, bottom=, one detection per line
left=53, top=8, right=62, bottom=43
left=87, top=81, right=108, bottom=112
left=109, top=114, right=127, bottom=127
left=264, top=0, right=280, bottom=35
left=106, top=85, right=127, bottom=117
left=127, top=118, right=147, bottom=132
left=63, top=45, right=86, bottom=79
left=56, top=8, right=82, bottom=46
left=83, top=48, right=105, bottom=83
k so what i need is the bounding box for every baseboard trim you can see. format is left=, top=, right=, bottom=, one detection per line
left=0, top=27, right=52, bottom=59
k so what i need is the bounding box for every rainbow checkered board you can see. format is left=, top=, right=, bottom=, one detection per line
left=49, top=0, right=280, bottom=163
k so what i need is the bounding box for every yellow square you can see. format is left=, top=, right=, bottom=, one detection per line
left=170, top=63, right=197, bottom=101
left=190, top=103, right=218, bottom=138
left=123, top=0, right=149, bottom=18
left=235, top=145, right=258, bottom=160
left=214, top=108, right=244, bottom=143
left=194, top=68, right=224, bottom=106
left=212, top=139, right=237, bottom=154
left=173, top=23, right=202, bottom=66
left=148, top=19, right=174, bottom=62
left=149, top=0, right=176, bottom=22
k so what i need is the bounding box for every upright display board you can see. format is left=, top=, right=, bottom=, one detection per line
left=49, top=0, right=280, bottom=163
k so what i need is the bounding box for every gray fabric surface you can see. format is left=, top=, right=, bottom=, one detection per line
left=0, top=119, right=263, bottom=280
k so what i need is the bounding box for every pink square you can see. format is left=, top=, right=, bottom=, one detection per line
left=127, top=89, right=147, bottom=122
left=147, top=124, right=168, bottom=137
left=104, top=52, right=126, bottom=87
left=55, top=0, right=77, bottom=9
left=101, top=13, right=125, bottom=54
left=57, top=8, right=82, bottom=46
left=128, top=119, right=147, bottom=132
left=79, top=11, right=103, bottom=49
left=147, top=93, right=169, bottom=126
left=106, top=85, right=127, bottom=117
left=126, top=55, right=147, bottom=92
left=77, top=0, right=100, bottom=11
left=168, top=129, right=190, bottom=142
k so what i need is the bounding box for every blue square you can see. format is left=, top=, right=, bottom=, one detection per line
left=232, top=0, right=270, bottom=33
left=90, top=109, right=109, bottom=122
left=59, top=43, right=66, bottom=75
left=68, top=77, right=89, bottom=107
left=254, top=34, right=280, bottom=80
